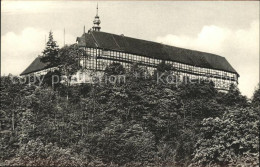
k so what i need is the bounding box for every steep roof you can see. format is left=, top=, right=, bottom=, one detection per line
left=20, top=57, right=49, bottom=75
left=21, top=31, right=238, bottom=76
left=77, top=31, right=238, bottom=75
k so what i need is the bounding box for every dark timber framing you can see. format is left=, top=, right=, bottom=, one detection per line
left=78, top=46, right=237, bottom=90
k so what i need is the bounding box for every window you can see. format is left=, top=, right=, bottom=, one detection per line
left=137, top=56, right=141, bottom=62
left=122, top=53, right=126, bottom=60
left=134, top=55, right=137, bottom=61
left=145, top=57, right=148, bottom=63
left=224, top=72, right=227, bottom=76
left=188, top=66, right=192, bottom=72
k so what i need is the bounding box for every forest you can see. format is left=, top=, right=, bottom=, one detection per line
left=0, top=32, right=259, bottom=166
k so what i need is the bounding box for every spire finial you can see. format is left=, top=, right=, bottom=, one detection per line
left=92, top=3, right=101, bottom=31
left=96, top=3, right=98, bottom=16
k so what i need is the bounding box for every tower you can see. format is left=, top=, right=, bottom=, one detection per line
left=92, top=3, right=101, bottom=31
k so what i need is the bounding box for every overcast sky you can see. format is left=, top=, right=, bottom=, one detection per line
left=1, top=1, right=259, bottom=98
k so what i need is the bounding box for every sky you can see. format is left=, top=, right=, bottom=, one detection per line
left=1, top=1, right=259, bottom=98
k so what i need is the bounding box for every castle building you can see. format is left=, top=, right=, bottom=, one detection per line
left=21, top=5, right=239, bottom=90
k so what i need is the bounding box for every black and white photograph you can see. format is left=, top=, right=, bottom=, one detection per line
left=1, top=0, right=259, bottom=166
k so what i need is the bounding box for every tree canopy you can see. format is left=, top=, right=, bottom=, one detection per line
left=104, top=62, right=126, bottom=76
left=1, top=63, right=258, bottom=166
left=40, top=31, right=60, bottom=67
left=252, top=83, right=260, bottom=107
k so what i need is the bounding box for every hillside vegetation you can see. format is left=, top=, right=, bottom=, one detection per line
left=0, top=63, right=259, bottom=166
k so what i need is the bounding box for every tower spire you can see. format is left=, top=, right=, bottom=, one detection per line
left=92, top=3, right=101, bottom=31
left=96, top=3, right=98, bottom=16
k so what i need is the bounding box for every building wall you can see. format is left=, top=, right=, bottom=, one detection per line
left=79, top=47, right=238, bottom=90
left=25, top=47, right=237, bottom=89
left=28, top=67, right=58, bottom=76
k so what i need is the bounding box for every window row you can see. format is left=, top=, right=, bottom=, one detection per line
left=82, top=48, right=237, bottom=81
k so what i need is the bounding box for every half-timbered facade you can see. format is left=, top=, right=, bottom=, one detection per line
left=75, top=30, right=238, bottom=90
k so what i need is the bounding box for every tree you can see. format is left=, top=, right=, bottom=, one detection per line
left=0, top=75, right=28, bottom=161
left=58, top=44, right=83, bottom=85
left=55, top=44, right=84, bottom=100
left=218, top=83, right=249, bottom=107
left=41, top=31, right=60, bottom=67
left=5, top=138, right=86, bottom=166
left=252, top=83, right=260, bottom=107
left=128, top=63, right=151, bottom=80
left=104, top=62, right=126, bottom=76
left=84, top=119, right=155, bottom=165
left=154, top=61, right=179, bottom=84
left=192, top=107, right=259, bottom=166
left=0, top=75, right=24, bottom=131
left=157, top=61, right=174, bottom=73
left=42, top=70, right=62, bottom=89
